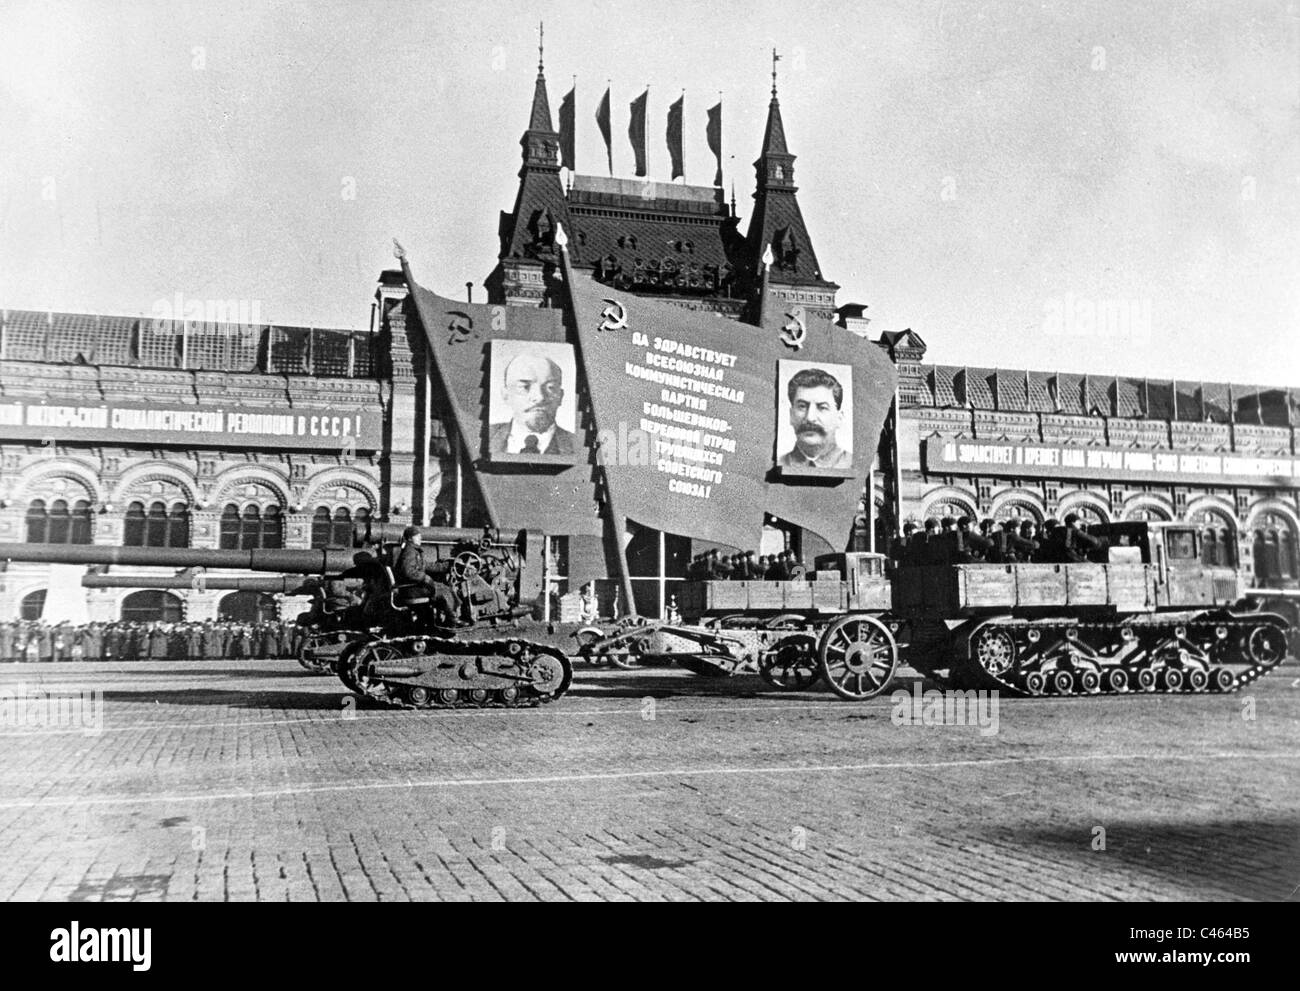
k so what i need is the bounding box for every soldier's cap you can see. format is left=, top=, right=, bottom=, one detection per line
left=923, top=517, right=939, bottom=529
left=1002, top=519, right=1021, bottom=530
left=745, top=550, right=754, bottom=557
left=402, top=525, right=419, bottom=539
left=940, top=516, right=956, bottom=527
left=981, top=518, right=995, bottom=528
left=1063, top=513, right=1080, bottom=525
left=1044, top=517, right=1059, bottom=528
left=956, top=516, right=972, bottom=527
left=903, top=522, right=918, bottom=533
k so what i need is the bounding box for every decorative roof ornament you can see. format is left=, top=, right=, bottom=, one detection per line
left=771, top=47, right=781, bottom=99
left=392, top=238, right=407, bottom=261
left=554, top=222, right=569, bottom=250
left=538, top=20, right=544, bottom=74
left=761, top=243, right=774, bottom=267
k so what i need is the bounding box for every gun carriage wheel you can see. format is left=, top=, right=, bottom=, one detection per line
left=758, top=634, right=821, bottom=690
left=816, top=615, right=898, bottom=700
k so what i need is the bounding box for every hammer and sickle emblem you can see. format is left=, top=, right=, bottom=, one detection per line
left=599, top=298, right=628, bottom=332
left=781, top=305, right=807, bottom=349
left=447, top=311, right=474, bottom=345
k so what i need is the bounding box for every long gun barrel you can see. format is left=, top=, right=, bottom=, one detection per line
left=1244, top=588, right=1300, bottom=599
left=353, top=521, right=500, bottom=547
left=0, top=544, right=368, bottom=574
left=80, top=574, right=316, bottom=593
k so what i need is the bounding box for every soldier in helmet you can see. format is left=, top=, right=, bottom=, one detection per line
left=1062, top=512, right=1103, bottom=562
left=395, top=525, right=460, bottom=625
left=998, top=518, right=1039, bottom=563
left=956, top=516, right=994, bottom=563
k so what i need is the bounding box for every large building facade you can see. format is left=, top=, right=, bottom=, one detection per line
left=2, top=60, right=1297, bottom=622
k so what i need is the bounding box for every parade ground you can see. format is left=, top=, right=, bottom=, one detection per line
left=1, top=660, right=1297, bottom=902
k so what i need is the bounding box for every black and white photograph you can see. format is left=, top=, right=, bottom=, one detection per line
left=775, top=359, right=854, bottom=474
left=0, top=0, right=1295, bottom=955
left=485, top=339, right=579, bottom=461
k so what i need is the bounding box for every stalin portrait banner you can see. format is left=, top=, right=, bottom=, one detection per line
left=565, top=268, right=896, bottom=550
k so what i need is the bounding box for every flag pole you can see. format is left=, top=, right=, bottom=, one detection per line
left=553, top=223, right=639, bottom=618
left=393, top=238, right=501, bottom=529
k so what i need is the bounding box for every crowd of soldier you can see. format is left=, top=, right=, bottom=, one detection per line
left=888, top=513, right=1106, bottom=567
left=686, top=548, right=809, bottom=581
left=0, top=620, right=304, bottom=662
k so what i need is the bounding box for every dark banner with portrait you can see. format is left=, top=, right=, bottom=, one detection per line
left=403, top=268, right=606, bottom=537
left=566, top=273, right=897, bottom=549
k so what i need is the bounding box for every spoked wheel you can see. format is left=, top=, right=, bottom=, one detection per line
left=351, top=641, right=399, bottom=698
left=816, top=615, right=898, bottom=701
left=758, top=634, right=821, bottom=690
left=1246, top=624, right=1287, bottom=667
left=970, top=624, right=1017, bottom=678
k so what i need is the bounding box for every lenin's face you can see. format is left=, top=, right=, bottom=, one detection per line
left=503, top=354, right=564, bottom=432
left=789, top=385, right=843, bottom=458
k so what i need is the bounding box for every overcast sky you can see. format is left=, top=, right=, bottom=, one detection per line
left=1, top=0, right=1296, bottom=385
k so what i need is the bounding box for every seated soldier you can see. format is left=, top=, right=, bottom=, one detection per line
left=1036, top=518, right=1063, bottom=562
left=955, top=516, right=994, bottom=563
left=1000, top=518, right=1039, bottom=563
left=394, top=526, right=460, bottom=625
left=1062, top=513, right=1104, bottom=563
left=908, top=518, right=939, bottom=565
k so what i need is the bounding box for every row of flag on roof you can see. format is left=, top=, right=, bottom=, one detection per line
left=558, top=85, right=723, bottom=186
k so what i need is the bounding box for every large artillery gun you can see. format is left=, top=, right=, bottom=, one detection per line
left=0, top=542, right=373, bottom=672
left=330, top=523, right=575, bottom=708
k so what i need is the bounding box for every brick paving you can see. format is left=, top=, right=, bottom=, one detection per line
left=0, top=658, right=1297, bottom=901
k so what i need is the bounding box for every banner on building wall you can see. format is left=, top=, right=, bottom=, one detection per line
left=924, top=437, right=1300, bottom=488
left=0, top=401, right=376, bottom=451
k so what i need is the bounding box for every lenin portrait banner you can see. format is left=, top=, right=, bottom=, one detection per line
left=486, top=340, right=580, bottom=463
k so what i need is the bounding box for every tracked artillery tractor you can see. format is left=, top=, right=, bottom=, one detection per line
left=580, top=553, right=905, bottom=701
left=331, top=521, right=575, bottom=709
left=894, top=521, right=1289, bottom=696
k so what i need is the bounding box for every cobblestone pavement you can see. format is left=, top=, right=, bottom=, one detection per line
left=0, top=659, right=1297, bottom=901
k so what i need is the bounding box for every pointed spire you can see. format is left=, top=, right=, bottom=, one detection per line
left=529, top=21, right=553, bottom=131
left=760, top=93, right=789, bottom=157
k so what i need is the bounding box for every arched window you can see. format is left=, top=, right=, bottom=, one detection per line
left=20, top=589, right=46, bottom=621
left=120, top=590, right=183, bottom=624
left=219, top=503, right=282, bottom=550
left=218, top=591, right=278, bottom=624
left=219, top=504, right=242, bottom=550
left=124, top=501, right=147, bottom=546
left=310, top=504, right=369, bottom=548
left=47, top=499, right=70, bottom=544
left=24, top=498, right=92, bottom=544
left=128, top=501, right=189, bottom=547
left=168, top=503, right=190, bottom=547
left=261, top=505, right=283, bottom=549
left=1252, top=512, right=1297, bottom=585
left=25, top=500, right=47, bottom=543
left=1189, top=510, right=1234, bottom=567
